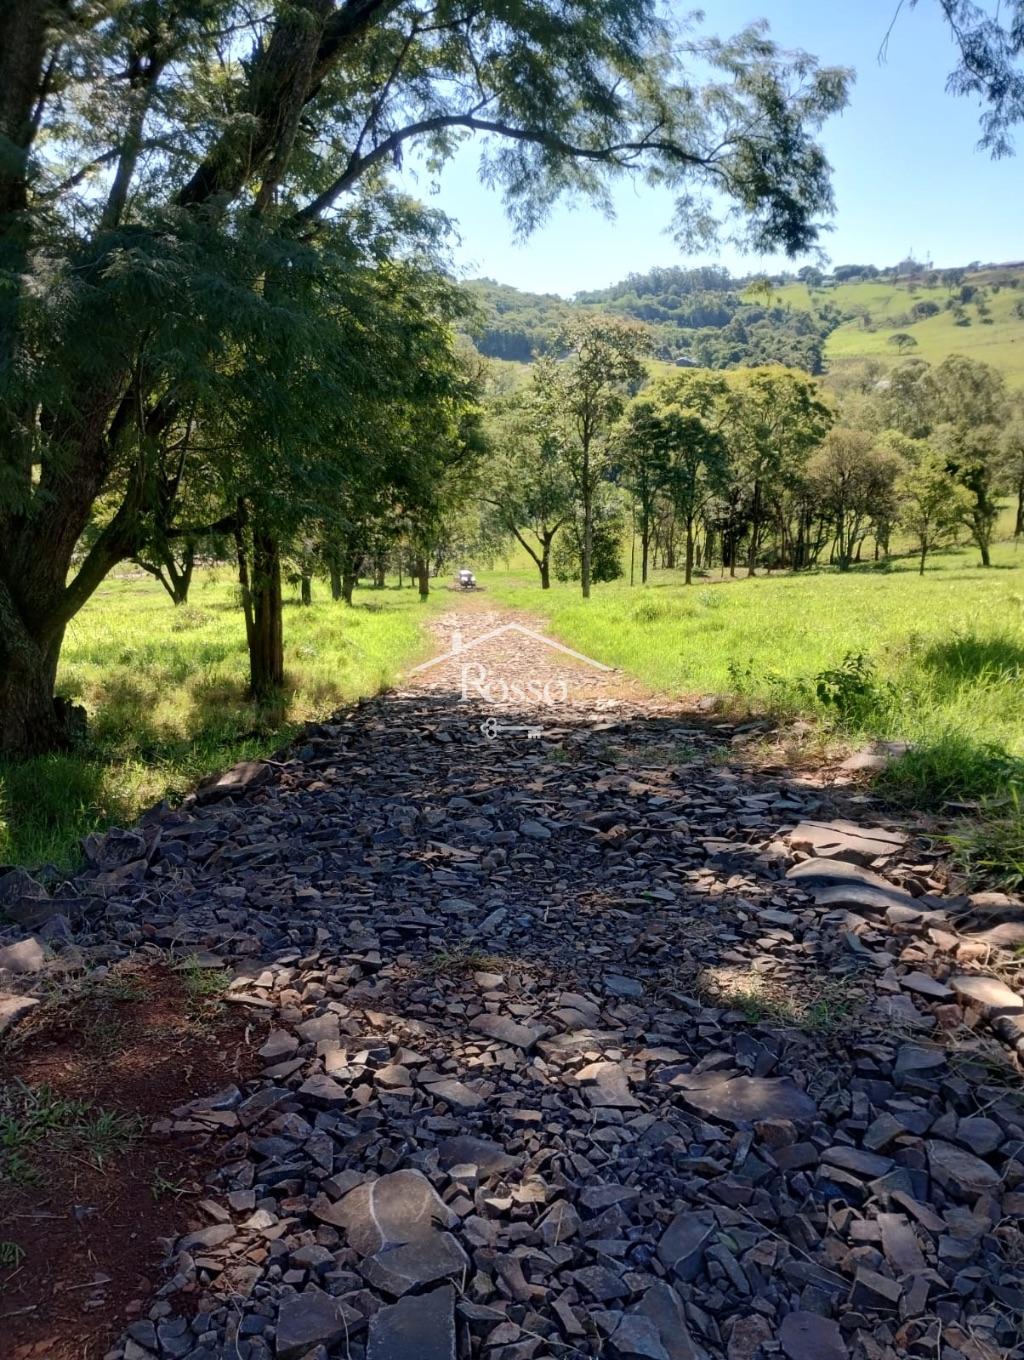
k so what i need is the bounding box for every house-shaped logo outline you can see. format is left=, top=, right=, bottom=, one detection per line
left=410, top=622, right=613, bottom=675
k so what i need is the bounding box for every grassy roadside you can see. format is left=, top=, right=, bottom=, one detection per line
left=482, top=540, right=1024, bottom=820
left=0, top=570, right=440, bottom=870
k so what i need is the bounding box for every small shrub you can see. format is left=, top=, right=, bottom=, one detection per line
left=631, top=597, right=670, bottom=624
left=814, top=653, right=884, bottom=727
left=726, top=659, right=809, bottom=714
left=697, top=589, right=723, bottom=609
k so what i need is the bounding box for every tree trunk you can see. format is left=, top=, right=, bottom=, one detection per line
left=374, top=561, right=386, bottom=588
left=300, top=572, right=312, bottom=606
left=641, top=516, right=651, bottom=585
left=919, top=544, right=927, bottom=576
left=342, top=573, right=356, bottom=605
left=0, top=619, right=71, bottom=758
left=329, top=560, right=342, bottom=600
left=171, top=544, right=195, bottom=604
left=684, top=517, right=695, bottom=585
left=1016, top=483, right=1024, bottom=537
left=747, top=481, right=762, bottom=577
left=249, top=526, right=284, bottom=699
left=581, top=446, right=593, bottom=600
left=540, top=548, right=551, bottom=590
left=415, top=556, right=429, bottom=601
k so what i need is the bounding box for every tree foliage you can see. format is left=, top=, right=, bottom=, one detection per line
left=0, top=1, right=853, bottom=755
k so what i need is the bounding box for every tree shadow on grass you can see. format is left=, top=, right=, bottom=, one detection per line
left=917, top=633, right=1024, bottom=694
left=0, top=754, right=129, bottom=868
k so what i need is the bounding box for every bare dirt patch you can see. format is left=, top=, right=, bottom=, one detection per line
left=0, top=963, right=262, bottom=1360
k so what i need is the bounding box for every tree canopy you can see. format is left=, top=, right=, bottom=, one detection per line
left=0, top=2, right=854, bottom=755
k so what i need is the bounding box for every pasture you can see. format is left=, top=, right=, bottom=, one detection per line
left=0, top=572, right=437, bottom=868
left=484, top=538, right=1024, bottom=807
left=773, top=270, right=1024, bottom=387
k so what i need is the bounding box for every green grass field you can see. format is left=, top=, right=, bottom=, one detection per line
left=0, top=571, right=439, bottom=869
left=772, top=269, right=1024, bottom=388
left=483, top=536, right=1024, bottom=808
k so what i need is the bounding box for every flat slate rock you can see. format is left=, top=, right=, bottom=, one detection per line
left=334, top=1169, right=458, bottom=1254
left=950, top=974, right=1023, bottom=1013
left=779, top=1311, right=848, bottom=1360
left=633, top=1283, right=708, bottom=1360
left=671, top=1074, right=818, bottom=1126
left=367, top=1284, right=455, bottom=1360
left=0, top=935, right=47, bottom=974
left=0, top=991, right=39, bottom=1033
left=469, top=1012, right=545, bottom=1049
left=787, top=858, right=904, bottom=893
left=436, top=1135, right=517, bottom=1176
left=789, top=819, right=906, bottom=866
left=360, top=1230, right=469, bottom=1297
left=276, top=1288, right=362, bottom=1360
left=927, top=1139, right=1001, bottom=1197
left=195, top=758, right=270, bottom=802
left=810, top=881, right=922, bottom=917
left=657, top=1210, right=716, bottom=1281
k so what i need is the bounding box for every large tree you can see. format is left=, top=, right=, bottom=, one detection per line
left=896, top=446, right=976, bottom=574
left=725, top=368, right=832, bottom=575
left=999, top=407, right=1024, bottom=537
left=616, top=398, right=672, bottom=586
left=807, top=427, right=903, bottom=570
left=923, top=354, right=1007, bottom=566
left=534, top=316, right=650, bottom=597
left=638, top=372, right=733, bottom=585
left=483, top=391, right=574, bottom=590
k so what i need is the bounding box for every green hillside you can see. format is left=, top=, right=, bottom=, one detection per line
left=773, top=266, right=1024, bottom=387
left=466, top=262, right=1024, bottom=388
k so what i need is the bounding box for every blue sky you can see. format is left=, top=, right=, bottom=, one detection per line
left=395, top=1, right=1021, bottom=297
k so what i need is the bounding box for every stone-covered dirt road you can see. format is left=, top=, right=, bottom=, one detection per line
left=3, top=603, right=1024, bottom=1360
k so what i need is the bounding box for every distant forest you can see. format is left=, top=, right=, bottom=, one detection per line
left=464, top=266, right=844, bottom=372
left=463, top=258, right=1022, bottom=375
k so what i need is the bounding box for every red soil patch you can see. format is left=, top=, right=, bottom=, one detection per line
left=0, top=964, right=263, bottom=1360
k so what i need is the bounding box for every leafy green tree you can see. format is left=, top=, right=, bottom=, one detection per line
left=482, top=391, right=574, bottom=589
left=0, top=0, right=850, bottom=755
left=616, top=400, right=672, bottom=584
left=554, top=487, right=627, bottom=585
left=922, top=355, right=1008, bottom=566
left=638, top=373, right=733, bottom=584
left=999, top=409, right=1024, bottom=536
left=534, top=316, right=650, bottom=597
left=807, top=428, right=903, bottom=569
left=920, top=0, right=1024, bottom=155
left=888, top=332, right=918, bottom=353
left=896, top=449, right=976, bottom=574
left=725, top=368, right=832, bottom=575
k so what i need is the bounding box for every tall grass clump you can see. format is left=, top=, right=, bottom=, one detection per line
left=947, top=787, right=1024, bottom=891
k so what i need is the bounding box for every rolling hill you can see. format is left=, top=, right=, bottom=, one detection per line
left=465, top=261, right=1024, bottom=388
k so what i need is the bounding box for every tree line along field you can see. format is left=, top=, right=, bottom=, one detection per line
left=5, top=517, right=1021, bottom=874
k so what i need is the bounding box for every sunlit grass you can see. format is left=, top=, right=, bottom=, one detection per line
left=0, top=569, right=439, bottom=869
left=482, top=537, right=1024, bottom=808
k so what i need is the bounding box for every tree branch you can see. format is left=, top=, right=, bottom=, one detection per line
left=293, top=111, right=712, bottom=226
